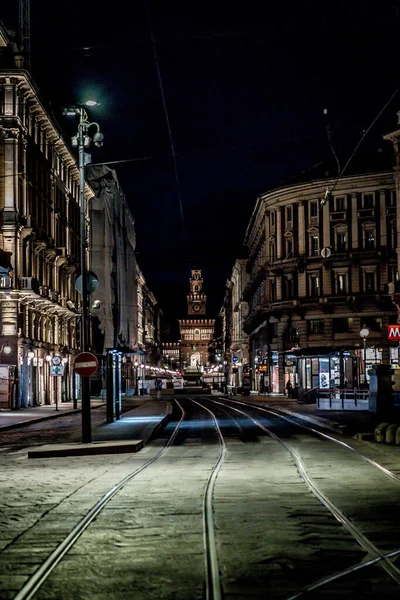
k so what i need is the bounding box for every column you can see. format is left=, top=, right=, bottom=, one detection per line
left=351, top=194, right=358, bottom=249
left=379, top=190, right=386, bottom=251
left=298, top=202, right=305, bottom=255
left=276, top=208, right=282, bottom=259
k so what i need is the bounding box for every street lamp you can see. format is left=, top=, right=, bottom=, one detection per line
left=0, top=342, right=12, bottom=358
left=360, top=325, right=370, bottom=384
left=63, top=104, right=104, bottom=443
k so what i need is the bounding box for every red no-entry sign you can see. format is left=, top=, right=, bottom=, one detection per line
left=74, top=352, right=98, bottom=377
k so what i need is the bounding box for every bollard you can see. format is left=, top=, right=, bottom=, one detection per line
left=374, top=422, right=389, bottom=443
left=385, top=423, right=399, bottom=445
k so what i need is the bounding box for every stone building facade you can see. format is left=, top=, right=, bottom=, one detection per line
left=242, top=167, right=398, bottom=395
left=179, top=270, right=215, bottom=375
left=0, top=30, right=93, bottom=408
left=221, top=259, right=250, bottom=388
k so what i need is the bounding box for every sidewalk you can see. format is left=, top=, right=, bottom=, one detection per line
left=232, top=393, right=380, bottom=436
left=28, top=400, right=173, bottom=458
left=0, top=398, right=106, bottom=431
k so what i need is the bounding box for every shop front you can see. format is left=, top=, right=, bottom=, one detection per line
left=297, top=352, right=360, bottom=403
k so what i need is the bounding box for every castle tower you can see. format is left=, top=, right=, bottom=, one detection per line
left=179, top=269, right=215, bottom=377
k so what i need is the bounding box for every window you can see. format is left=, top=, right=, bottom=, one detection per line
left=365, top=230, right=375, bottom=250
left=363, top=316, right=382, bottom=332
left=270, top=243, right=276, bottom=262
left=269, top=278, right=276, bottom=302
left=335, top=271, right=348, bottom=294
left=307, top=319, right=324, bottom=334
left=268, top=322, right=279, bottom=338
left=332, top=317, right=352, bottom=333
left=311, top=235, right=319, bottom=256
left=286, top=237, right=293, bottom=257
left=270, top=211, right=275, bottom=227
left=284, top=276, right=294, bottom=299
left=335, top=196, right=345, bottom=211
left=336, top=231, right=347, bottom=252
left=310, top=201, right=318, bottom=218
left=364, top=271, right=375, bottom=293
left=363, top=194, right=374, bottom=209
left=286, top=205, right=292, bottom=223
left=310, top=275, right=320, bottom=297
left=389, top=265, right=399, bottom=283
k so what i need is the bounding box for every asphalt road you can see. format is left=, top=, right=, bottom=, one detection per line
left=0, top=396, right=399, bottom=599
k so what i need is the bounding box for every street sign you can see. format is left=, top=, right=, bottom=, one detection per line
left=52, top=356, right=62, bottom=366
left=232, top=355, right=239, bottom=363
left=74, top=352, right=98, bottom=377
left=50, top=365, right=64, bottom=376
left=388, top=324, right=400, bottom=340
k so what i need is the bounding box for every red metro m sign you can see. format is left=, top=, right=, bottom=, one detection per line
left=388, top=325, right=400, bottom=340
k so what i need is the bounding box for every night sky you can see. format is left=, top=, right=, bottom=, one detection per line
left=2, top=2, right=400, bottom=336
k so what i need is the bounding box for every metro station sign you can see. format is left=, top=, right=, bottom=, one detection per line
left=388, top=324, right=400, bottom=340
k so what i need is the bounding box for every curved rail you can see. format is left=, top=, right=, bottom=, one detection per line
left=286, top=547, right=400, bottom=599
left=14, top=400, right=185, bottom=600
left=206, top=397, right=400, bottom=587
left=226, top=397, right=400, bottom=482
left=190, top=398, right=227, bottom=600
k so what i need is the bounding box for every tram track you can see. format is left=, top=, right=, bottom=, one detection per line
left=4, top=395, right=400, bottom=599
left=12, top=401, right=186, bottom=600
left=222, top=396, right=400, bottom=481
left=9, top=398, right=228, bottom=600
left=202, top=396, right=400, bottom=596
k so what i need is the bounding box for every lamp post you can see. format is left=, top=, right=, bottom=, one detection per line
left=63, top=104, right=104, bottom=443
left=134, top=361, right=139, bottom=395
left=360, top=325, right=370, bottom=384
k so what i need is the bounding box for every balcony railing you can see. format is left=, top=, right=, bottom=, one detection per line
left=0, top=276, right=12, bottom=289
left=19, top=277, right=40, bottom=293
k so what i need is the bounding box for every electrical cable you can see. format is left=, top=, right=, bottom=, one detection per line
left=144, top=0, right=190, bottom=270
left=321, top=85, right=400, bottom=207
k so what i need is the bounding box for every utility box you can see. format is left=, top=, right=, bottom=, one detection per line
left=368, top=364, right=397, bottom=418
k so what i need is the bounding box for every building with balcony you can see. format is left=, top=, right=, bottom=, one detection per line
left=221, top=259, right=250, bottom=389
left=0, top=26, right=93, bottom=408
left=242, top=159, right=398, bottom=398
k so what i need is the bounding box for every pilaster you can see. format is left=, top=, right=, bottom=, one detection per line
left=351, top=194, right=358, bottom=249
left=276, top=208, right=282, bottom=259
left=298, top=201, right=305, bottom=255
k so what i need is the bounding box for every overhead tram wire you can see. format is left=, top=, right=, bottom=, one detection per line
left=321, top=84, right=400, bottom=209
left=144, top=0, right=190, bottom=271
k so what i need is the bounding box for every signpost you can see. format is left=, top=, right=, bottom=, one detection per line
left=74, top=352, right=99, bottom=377
left=49, top=363, right=64, bottom=411
left=232, top=355, right=239, bottom=363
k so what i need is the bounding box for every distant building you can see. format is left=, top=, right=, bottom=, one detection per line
left=220, top=260, right=250, bottom=389
left=86, top=165, right=162, bottom=396
left=178, top=269, right=215, bottom=380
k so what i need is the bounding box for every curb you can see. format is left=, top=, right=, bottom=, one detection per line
left=226, top=395, right=347, bottom=435
left=145, top=401, right=174, bottom=443
left=0, top=403, right=106, bottom=432
left=269, top=406, right=347, bottom=435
